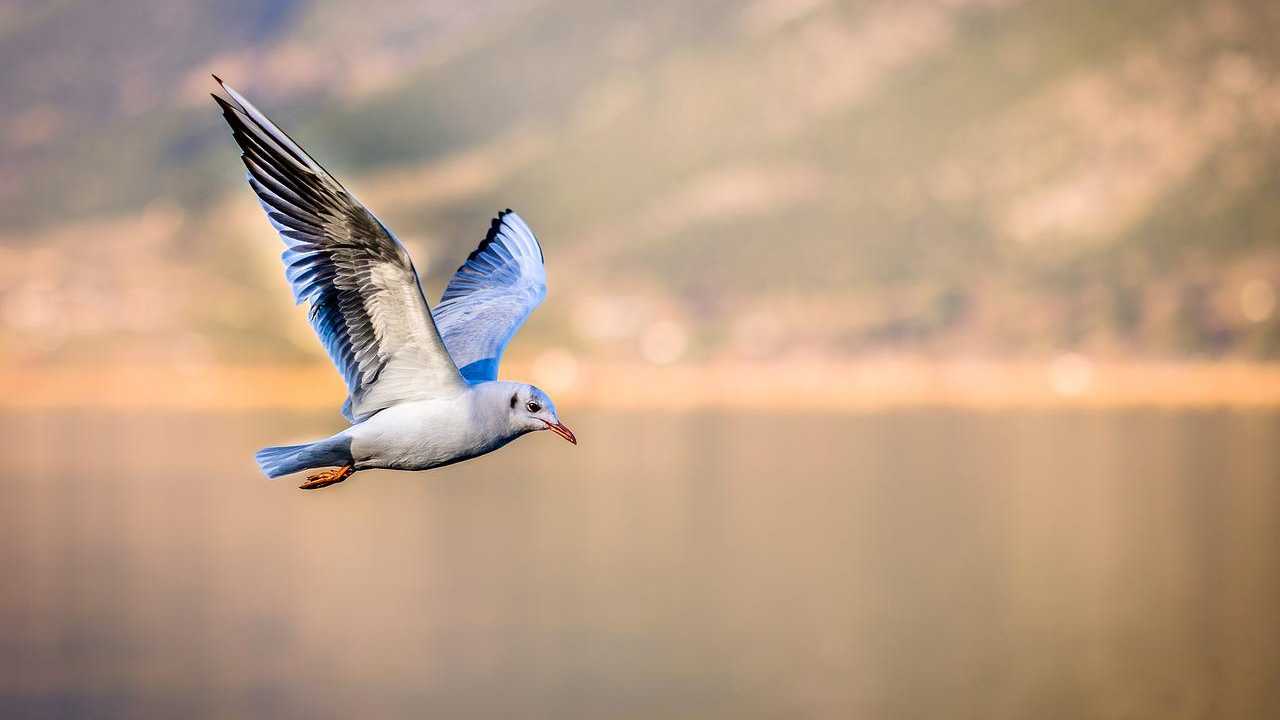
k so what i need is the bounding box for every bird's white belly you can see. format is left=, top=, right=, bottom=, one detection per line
left=346, top=398, right=500, bottom=471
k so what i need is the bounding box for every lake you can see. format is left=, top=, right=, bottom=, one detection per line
left=3, top=410, right=1278, bottom=718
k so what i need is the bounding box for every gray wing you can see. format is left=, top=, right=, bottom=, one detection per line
left=212, top=76, right=465, bottom=422
left=432, top=210, right=547, bottom=383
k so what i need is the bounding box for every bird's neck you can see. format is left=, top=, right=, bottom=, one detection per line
left=465, top=380, right=526, bottom=441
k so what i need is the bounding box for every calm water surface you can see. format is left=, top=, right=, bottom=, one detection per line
left=2, top=410, right=1279, bottom=718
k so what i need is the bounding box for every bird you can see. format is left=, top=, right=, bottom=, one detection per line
left=211, top=76, right=575, bottom=490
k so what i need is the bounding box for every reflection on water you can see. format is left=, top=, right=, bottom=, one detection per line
left=2, top=410, right=1279, bottom=718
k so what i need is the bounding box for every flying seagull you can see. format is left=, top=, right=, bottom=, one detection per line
left=211, top=76, right=575, bottom=490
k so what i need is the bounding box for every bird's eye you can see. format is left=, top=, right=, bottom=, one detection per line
left=525, top=400, right=541, bottom=413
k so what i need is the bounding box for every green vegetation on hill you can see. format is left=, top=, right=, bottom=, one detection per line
left=3, top=0, right=1280, bottom=363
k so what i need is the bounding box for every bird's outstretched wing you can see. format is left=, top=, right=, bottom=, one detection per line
left=212, top=77, right=465, bottom=422
left=432, top=210, right=547, bottom=383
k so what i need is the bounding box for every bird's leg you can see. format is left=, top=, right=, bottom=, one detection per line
left=298, top=465, right=354, bottom=490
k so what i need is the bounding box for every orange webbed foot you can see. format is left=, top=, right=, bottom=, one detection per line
left=298, top=465, right=354, bottom=490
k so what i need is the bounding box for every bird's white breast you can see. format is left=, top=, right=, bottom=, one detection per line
left=345, top=390, right=510, bottom=471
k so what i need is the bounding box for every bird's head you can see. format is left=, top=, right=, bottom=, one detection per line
left=507, top=384, right=576, bottom=444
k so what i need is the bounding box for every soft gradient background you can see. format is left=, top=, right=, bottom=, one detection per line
left=3, top=1, right=1280, bottom=718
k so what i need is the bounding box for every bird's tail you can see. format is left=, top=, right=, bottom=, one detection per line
left=255, top=436, right=353, bottom=479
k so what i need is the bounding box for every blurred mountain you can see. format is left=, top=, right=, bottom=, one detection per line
left=3, top=0, right=1280, bottom=366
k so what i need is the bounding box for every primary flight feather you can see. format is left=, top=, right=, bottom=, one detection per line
left=212, top=76, right=575, bottom=490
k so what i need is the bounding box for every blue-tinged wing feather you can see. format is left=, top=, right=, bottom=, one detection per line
left=212, top=77, right=464, bottom=422
left=433, top=210, right=547, bottom=383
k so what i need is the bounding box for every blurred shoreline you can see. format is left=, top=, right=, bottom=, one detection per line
left=7, top=359, right=1280, bottom=412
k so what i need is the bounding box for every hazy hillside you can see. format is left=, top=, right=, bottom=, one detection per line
left=3, top=0, right=1280, bottom=367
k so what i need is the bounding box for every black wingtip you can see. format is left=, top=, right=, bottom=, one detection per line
left=460, top=213, right=506, bottom=264
left=210, top=73, right=236, bottom=113
left=210, top=92, right=235, bottom=116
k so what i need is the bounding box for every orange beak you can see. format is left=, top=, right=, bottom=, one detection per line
left=543, top=420, right=577, bottom=445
